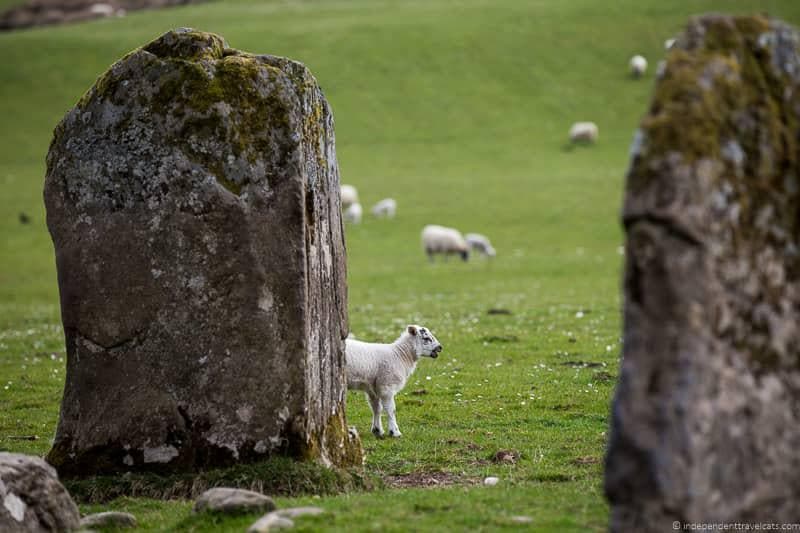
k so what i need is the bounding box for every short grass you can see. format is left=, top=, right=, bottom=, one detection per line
left=2, top=0, right=800, bottom=531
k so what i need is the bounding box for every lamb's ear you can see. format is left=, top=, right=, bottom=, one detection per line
left=407, top=326, right=418, bottom=336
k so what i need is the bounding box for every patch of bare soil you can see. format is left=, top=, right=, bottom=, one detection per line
left=383, top=471, right=479, bottom=489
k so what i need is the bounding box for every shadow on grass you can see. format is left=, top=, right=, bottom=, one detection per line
left=65, top=456, right=380, bottom=503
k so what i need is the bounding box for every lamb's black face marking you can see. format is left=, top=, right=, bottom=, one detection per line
left=409, top=324, right=443, bottom=358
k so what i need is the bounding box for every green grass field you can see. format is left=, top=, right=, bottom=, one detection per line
left=2, top=0, right=800, bottom=531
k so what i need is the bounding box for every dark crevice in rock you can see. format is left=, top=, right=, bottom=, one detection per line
left=622, top=215, right=703, bottom=247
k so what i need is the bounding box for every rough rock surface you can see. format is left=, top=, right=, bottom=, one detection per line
left=194, top=487, right=276, bottom=514
left=0, top=453, right=80, bottom=532
left=44, top=28, right=361, bottom=476
left=606, top=14, right=800, bottom=530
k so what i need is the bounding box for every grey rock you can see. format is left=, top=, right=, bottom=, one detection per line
left=606, top=14, right=800, bottom=530
left=0, top=452, right=80, bottom=533
left=44, top=28, right=362, bottom=476
left=79, top=511, right=137, bottom=528
left=194, top=487, right=276, bottom=514
left=248, top=512, right=295, bottom=532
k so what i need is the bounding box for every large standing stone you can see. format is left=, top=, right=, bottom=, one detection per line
left=0, top=453, right=80, bottom=532
left=605, top=14, right=800, bottom=529
left=44, top=28, right=361, bottom=476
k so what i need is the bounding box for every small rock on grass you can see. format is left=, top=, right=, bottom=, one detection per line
left=80, top=511, right=137, bottom=528
left=248, top=507, right=325, bottom=532
left=275, top=506, right=324, bottom=519
left=248, top=513, right=294, bottom=532
left=194, top=487, right=276, bottom=514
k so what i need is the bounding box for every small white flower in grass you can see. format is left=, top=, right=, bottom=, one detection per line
left=606, top=345, right=613, bottom=352
left=575, top=311, right=584, bottom=318
left=426, top=376, right=431, bottom=381
left=494, top=362, right=502, bottom=367
left=520, top=401, right=526, bottom=406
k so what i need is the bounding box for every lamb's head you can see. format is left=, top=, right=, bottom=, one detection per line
left=406, top=325, right=443, bottom=358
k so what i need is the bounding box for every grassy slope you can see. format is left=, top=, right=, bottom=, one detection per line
left=1, top=0, right=800, bottom=531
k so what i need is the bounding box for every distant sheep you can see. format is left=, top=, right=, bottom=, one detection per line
left=421, top=224, right=469, bottom=262
left=343, top=202, right=362, bottom=224
left=629, top=55, right=648, bottom=78
left=346, top=325, right=442, bottom=437
left=568, top=122, right=599, bottom=145
left=371, top=198, right=397, bottom=218
left=340, top=184, right=359, bottom=208
left=465, top=233, right=496, bottom=258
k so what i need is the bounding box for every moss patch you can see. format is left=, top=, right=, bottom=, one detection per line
left=64, top=456, right=378, bottom=504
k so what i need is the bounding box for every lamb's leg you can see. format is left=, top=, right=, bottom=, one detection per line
left=381, top=393, right=402, bottom=437
left=366, top=392, right=384, bottom=438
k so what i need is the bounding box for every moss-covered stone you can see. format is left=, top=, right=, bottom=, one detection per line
left=44, top=28, right=358, bottom=478
left=624, top=14, right=800, bottom=371
left=609, top=15, right=800, bottom=531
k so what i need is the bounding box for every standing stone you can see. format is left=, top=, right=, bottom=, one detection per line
left=44, top=28, right=361, bottom=476
left=606, top=14, right=800, bottom=530
left=0, top=453, right=80, bottom=532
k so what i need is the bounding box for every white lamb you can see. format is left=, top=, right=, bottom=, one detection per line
left=465, top=233, right=496, bottom=258
left=421, top=224, right=469, bottom=262
left=371, top=198, right=397, bottom=218
left=629, top=54, right=648, bottom=78
left=340, top=184, right=359, bottom=208
left=343, top=202, right=362, bottom=224
left=568, top=122, right=599, bottom=144
left=346, top=325, right=442, bottom=438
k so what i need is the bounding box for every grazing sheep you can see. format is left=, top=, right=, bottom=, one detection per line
left=465, top=233, right=496, bottom=258
left=371, top=198, right=397, bottom=218
left=346, top=325, right=443, bottom=438
left=340, top=184, right=359, bottom=208
left=343, top=202, right=362, bottom=224
left=421, top=224, right=469, bottom=262
left=568, top=122, right=599, bottom=145
left=629, top=55, right=648, bottom=78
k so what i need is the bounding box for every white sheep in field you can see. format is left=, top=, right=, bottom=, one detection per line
left=340, top=184, right=359, bottom=208
left=371, top=198, right=397, bottom=218
left=629, top=54, right=648, bottom=78
left=346, top=325, right=442, bottom=438
left=421, top=224, right=469, bottom=262
left=568, top=122, right=599, bottom=145
left=343, top=202, right=362, bottom=224
left=465, top=233, right=496, bottom=258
